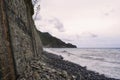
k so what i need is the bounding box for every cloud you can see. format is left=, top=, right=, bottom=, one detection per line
left=62, top=38, right=72, bottom=42
left=104, top=13, right=109, bottom=16
left=80, top=32, right=98, bottom=38
left=34, top=15, right=42, bottom=20
left=47, top=17, right=65, bottom=32
left=34, top=16, right=66, bottom=35
left=35, top=16, right=65, bottom=32
left=90, top=33, right=98, bottom=38
left=104, top=9, right=115, bottom=16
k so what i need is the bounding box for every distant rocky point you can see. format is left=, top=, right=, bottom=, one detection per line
left=38, top=31, right=77, bottom=48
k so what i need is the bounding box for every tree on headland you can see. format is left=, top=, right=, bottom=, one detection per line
left=32, top=0, right=41, bottom=20
left=32, top=0, right=39, bottom=6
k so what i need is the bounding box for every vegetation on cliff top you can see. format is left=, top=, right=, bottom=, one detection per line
left=38, top=31, right=77, bottom=48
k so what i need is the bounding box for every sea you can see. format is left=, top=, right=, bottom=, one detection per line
left=44, top=48, right=120, bottom=79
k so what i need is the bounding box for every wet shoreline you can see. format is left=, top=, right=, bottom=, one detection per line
left=43, top=51, right=120, bottom=80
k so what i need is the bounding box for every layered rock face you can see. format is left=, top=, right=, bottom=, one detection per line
left=0, top=0, right=42, bottom=79
left=0, top=0, right=74, bottom=80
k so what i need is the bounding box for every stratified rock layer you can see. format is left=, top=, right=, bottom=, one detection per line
left=0, top=0, right=42, bottom=79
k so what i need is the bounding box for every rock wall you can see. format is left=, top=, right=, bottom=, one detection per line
left=0, top=0, right=43, bottom=80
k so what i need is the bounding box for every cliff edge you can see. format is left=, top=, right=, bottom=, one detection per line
left=38, top=31, right=77, bottom=48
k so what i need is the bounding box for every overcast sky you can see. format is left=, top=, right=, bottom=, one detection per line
left=33, top=0, right=120, bottom=48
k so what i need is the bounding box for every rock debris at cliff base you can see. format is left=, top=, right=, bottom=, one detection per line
left=17, top=51, right=120, bottom=80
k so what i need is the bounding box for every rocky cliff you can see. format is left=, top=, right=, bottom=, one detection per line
left=38, top=31, right=77, bottom=48
left=0, top=0, right=76, bottom=80
left=0, top=0, right=43, bottom=79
